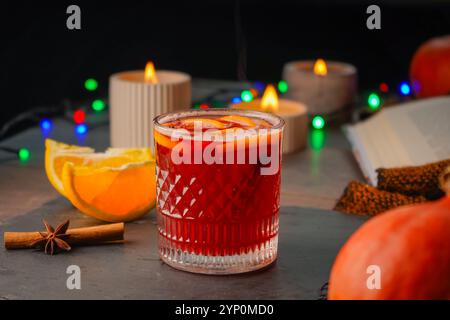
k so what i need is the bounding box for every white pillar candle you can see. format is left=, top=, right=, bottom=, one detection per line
left=109, top=62, right=191, bottom=148
left=282, top=59, right=357, bottom=115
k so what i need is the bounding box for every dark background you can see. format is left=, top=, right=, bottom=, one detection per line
left=1, top=0, right=449, bottom=130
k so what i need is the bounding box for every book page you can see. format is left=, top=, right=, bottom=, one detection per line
left=345, top=112, right=411, bottom=185
left=344, top=125, right=378, bottom=185
left=344, top=96, right=450, bottom=185
left=384, top=97, right=450, bottom=164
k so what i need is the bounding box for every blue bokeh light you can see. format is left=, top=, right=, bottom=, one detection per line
left=75, top=124, right=88, bottom=135
left=40, top=119, right=52, bottom=131
left=399, top=82, right=411, bottom=96
left=231, top=96, right=242, bottom=104
left=253, top=81, right=265, bottom=93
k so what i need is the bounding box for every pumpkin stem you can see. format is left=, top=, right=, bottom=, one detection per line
left=439, top=166, right=450, bottom=195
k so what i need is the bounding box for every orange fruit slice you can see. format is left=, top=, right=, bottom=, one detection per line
left=45, top=139, right=156, bottom=222
left=62, top=160, right=156, bottom=222
left=45, top=139, right=95, bottom=196
left=219, top=115, right=256, bottom=127
left=154, top=130, right=181, bottom=150
left=180, top=118, right=227, bottom=129
left=45, top=139, right=152, bottom=196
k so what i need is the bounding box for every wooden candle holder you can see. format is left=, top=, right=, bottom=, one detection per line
left=109, top=70, right=191, bottom=148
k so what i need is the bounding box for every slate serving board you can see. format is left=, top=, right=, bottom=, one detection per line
left=0, top=198, right=366, bottom=300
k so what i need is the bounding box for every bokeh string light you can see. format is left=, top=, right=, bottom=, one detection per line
left=39, top=119, right=52, bottom=131
left=241, top=90, right=254, bottom=102
left=84, top=78, right=98, bottom=91
left=368, top=93, right=381, bottom=110
left=73, top=109, right=86, bottom=124
left=278, top=80, right=288, bottom=93
left=312, top=115, right=325, bottom=129
left=253, top=81, right=265, bottom=93
left=379, top=82, right=389, bottom=93
left=92, top=99, right=106, bottom=112
left=399, top=82, right=411, bottom=96
left=75, top=124, right=88, bottom=135
left=249, top=88, right=258, bottom=99
left=231, top=96, right=242, bottom=104
left=18, top=148, right=30, bottom=162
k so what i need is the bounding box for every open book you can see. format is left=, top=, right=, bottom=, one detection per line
left=344, top=96, right=450, bottom=185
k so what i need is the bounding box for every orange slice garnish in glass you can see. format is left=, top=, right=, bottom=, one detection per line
left=219, top=115, right=256, bottom=127
left=180, top=118, right=227, bottom=129
left=154, top=130, right=182, bottom=150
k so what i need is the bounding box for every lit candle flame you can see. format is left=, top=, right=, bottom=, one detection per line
left=261, top=84, right=279, bottom=112
left=144, top=61, right=158, bottom=83
left=313, top=59, right=327, bottom=76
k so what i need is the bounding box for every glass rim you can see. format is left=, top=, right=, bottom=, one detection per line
left=153, top=108, right=285, bottom=137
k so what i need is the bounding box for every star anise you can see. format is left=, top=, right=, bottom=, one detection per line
left=29, top=219, right=71, bottom=255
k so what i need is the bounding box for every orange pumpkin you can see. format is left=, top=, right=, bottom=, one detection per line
left=328, top=169, right=450, bottom=300
left=410, top=35, right=450, bottom=98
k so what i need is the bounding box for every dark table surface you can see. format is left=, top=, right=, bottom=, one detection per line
left=0, top=200, right=366, bottom=300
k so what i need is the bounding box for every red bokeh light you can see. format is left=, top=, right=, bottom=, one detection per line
left=73, top=109, right=86, bottom=124
left=200, top=104, right=209, bottom=109
left=379, top=82, right=389, bottom=93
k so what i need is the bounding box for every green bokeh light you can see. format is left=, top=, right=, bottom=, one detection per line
left=241, top=90, right=253, bottom=102
left=92, top=99, right=106, bottom=111
left=84, top=78, right=98, bottom=91
left=18, top=148, right=30, bottom=162
left=368, top=93, right=381, bottom=110
left=278, top=80, right=288, bottom=93
left=312, top=115, right=325, bottom=129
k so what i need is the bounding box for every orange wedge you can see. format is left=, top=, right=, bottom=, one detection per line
left=45, top=139, right=152, bottom=196
left=180, top=118, right=227, bottom=129
left=219, top=115, right=256, bottom=127
left=45, top=139, right=156, bottom=222
left=62, top=160, right=156, bottom=222
left=45, top=139, right=95, bottom=196
left=154, top=130, right=181, bottom=150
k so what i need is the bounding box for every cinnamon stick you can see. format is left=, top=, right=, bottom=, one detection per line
left=4, top=223, right=124, bottom=250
